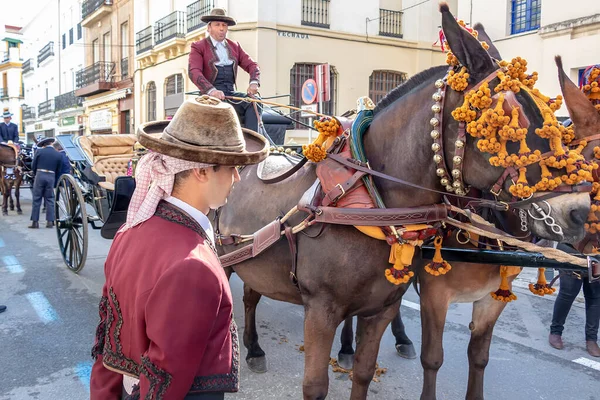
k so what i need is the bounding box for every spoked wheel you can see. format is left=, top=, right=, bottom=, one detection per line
left=55, top=174, right=88, bottom=273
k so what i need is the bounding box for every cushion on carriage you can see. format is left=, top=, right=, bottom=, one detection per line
left=78, top=134, right=136, bottom=163
left=94, top=157, right=131, bottom=191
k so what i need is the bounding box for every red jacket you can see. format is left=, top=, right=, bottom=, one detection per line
left=188, top=37, right=260, bottom=94
left=90, top=201, right=238, bottom=399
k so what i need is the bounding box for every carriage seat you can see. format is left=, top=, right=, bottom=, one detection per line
left=78, top=134, right=136, bottom=190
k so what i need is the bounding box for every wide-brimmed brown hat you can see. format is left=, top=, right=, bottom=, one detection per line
left=201, top=8, right=237, bottom=26
left=137, top=96, right=269, bottom=165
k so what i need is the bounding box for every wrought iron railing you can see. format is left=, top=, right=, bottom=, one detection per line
left=187, top=0, right=214, bottom=32
left=0, top=88, right=7, bottom=98
left=302, top=0, right=330, bottom=28
left=37, top=42, right=55, bottom=66
left=82, top=0, right=112, bottom=20
left=121, top=57, right=129, bottom=79
left=136, top=26, right=153, bottom=54
left=22, top=106, right=36, bottom=120
left=38, top=99, right=55, bottom=116
left=1, top=52, right=8, bottom=64
left=75, top=61, right=115, bottom=89
left=379, top=9, right=403, bottom=38
left=23, top=59, right=34, bottom=74
left=55, top=91, right=83, bottom=111
left=155, top=11, right=186, bottom=45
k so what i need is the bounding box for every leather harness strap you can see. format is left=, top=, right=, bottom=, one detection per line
left=257, top=156, right=308, bottom=185
left=284, top=225, right=299, bottom=287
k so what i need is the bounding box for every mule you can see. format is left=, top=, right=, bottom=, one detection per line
left=0, top=144, right=22, bottom=215
left=217, top=7, right=591, bottom=400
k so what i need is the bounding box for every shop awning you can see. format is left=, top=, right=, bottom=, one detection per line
left=83, top=89, right=129, bottom=108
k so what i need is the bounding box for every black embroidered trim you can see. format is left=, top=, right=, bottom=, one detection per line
left=111, top=288, right=124, bottom=354
left=155, top=201, right=218, bottom=256
left=91, top=296, right=108, bottom=360
left=190, top=320, right=240, bottom=393
left=140, top=355, right=173, bottom=400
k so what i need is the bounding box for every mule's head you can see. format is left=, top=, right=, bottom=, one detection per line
left=439, top=5, right=591, bottom=243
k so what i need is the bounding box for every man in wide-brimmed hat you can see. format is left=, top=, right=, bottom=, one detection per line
left=29, top=137, right=61, bottom=229
left=0, top=109, right=19, bottom=143
left=188, top=8, right=263, bottom=133
left=90, top=96, right=269, bottom=399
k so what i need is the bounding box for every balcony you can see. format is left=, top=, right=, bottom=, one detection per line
left=187, top=0, right=214, bottom=33
left=75, top=61, right=116, bottom=97
left=0, top=52, right=8, bottom=64
left=0, top=88, right=7, bottom=99
left=38, top=99, right=55, bottom=117
left=121, top=57, right=129, bottom=80
left=55, top=91, right=83, bottom=111
left=81, top=0, right=113, bottom=28
left=37, top=42, right=55, bottom=67
left=379, top=9, right=403, bottom=38
left=22, top=106, right=36, bottom=121
left=301, top=0, right=330, bottom=29
left=155, top=11, right=186, bottom=45
left=136, top=26, right=153, bottom=54
left=23, top=59, right=34, bottom=74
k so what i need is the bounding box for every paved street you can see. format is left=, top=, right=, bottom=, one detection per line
left=1, top=191, right=599, bottom=400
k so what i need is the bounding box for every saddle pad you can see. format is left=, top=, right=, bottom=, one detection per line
left=316, top=144, right=375, bottom=209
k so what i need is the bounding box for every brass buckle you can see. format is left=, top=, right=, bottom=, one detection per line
left=333, top=183, right=346, bottom=202
left=490, top=187, right=502, bottom=197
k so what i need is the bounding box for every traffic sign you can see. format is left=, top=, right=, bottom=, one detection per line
left=302, top=79, right=318, bottom=104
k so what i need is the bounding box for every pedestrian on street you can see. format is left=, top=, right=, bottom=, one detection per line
left=89, top=97, right=268, bottom=399
left=188, top=8, right=263, bottom=133
left=29, top=137, right=62, bottom=229
left=0, top=109, right=19, bottom=143
left=52, top=141, right=71, bottom=186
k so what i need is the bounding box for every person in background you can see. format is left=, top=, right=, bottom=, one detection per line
left=0, top=109, right=19, bottom=143
left=188, top=7, right=262, bottom=133
left=52, top=141, right=71, bottom=186
left=29, top=137, right=62, bottom=229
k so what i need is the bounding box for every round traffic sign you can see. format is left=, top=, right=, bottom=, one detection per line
left=302, top=79, right=318, bottom=105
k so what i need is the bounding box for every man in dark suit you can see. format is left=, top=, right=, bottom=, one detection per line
left=0, top=109, right=20, bottom=143
left=29, top=137, right=62, bottom=229
left=188, top=8, right=262, bottom=132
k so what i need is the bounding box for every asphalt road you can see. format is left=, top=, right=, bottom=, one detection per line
left=1, top=191, right=599, bottom=399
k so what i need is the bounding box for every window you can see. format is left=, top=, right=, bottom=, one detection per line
left=147, top=81, right=156, bottom=122
left=510, top=0, right=541, bottom=35
left=369, top=70, right=407, bottom=105
left=290, top=63, right=338, bottom=129
left=301, top=0, right=330, bottom=29
left=92, top=39, right=99, bottom=63
left=103, top=32, right=111, bottom=63
left=62, top=33, right=66, bottom=49
left=69, top=28, right=74, bottom=45
left=121, top=22, right=129, bottom=59
left=77, top=23, right=82, bottom=40
left=165, top=74, right=183, bottom=95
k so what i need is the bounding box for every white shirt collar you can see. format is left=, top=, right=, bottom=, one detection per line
left=164, top=196, right=214, bottom=245
left=209, top=35, right=226, bottom=47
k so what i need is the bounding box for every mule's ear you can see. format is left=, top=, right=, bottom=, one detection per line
left=473, top=23, right=502, bottom=61
left=555, top=56, right=600, bottom=139
left=440, top=3, right=496, bottom=78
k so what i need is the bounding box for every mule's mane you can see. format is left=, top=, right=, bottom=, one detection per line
left=374, top=65, right=448, bottom=115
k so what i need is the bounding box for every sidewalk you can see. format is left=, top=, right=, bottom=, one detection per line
left=513, top=267, right=585, bottom=304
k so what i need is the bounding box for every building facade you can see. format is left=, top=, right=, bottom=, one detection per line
left=455, top=0, right=600, bottom=118
left=0, top=25, right=25, bottom=139
left=133, top=0, right=447, bottom=143
left=76, top=0, right=135, bottom=135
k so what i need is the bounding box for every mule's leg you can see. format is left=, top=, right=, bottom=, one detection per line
left=9, top=183, right=14, bottom=210
left=2, top=185, right=7, bottom=216
left=392, top=304, right=417, bottom=359
left=337, top=317, right=355, bottom=370
left=349, top=301, right=399, bottom=400
left=465, top=294, right=508, bottom=400
left=302, top=303, right=343, bottom=400
left=420, top=282, right=450, bottom=400
left=15, top=177, right=22, bottom=214
left=243, top=284, right=268, bottom=373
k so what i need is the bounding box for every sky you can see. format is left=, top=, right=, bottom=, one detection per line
left=6, top=0, right=53, bottom=26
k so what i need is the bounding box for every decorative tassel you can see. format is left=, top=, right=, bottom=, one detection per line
left=385, top=243, right=415, bottom=285
left=424, top=236, right=452, bottom=276
left=529, top=268, right=556, bottom=296
left=302, top=117, right=340, bottom=163
left=490, top=266, right=517, bottom=302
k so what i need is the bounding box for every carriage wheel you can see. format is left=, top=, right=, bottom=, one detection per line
left=55, top=174, right=88, bottom=273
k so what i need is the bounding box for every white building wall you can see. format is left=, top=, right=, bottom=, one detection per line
left=59, top=0, right=85, bottom=94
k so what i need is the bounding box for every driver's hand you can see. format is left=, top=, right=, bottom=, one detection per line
left=211, top=90, right=226, bottom=100
left=247, top=84, right=259, bottom=96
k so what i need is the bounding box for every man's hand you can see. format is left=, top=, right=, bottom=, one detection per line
left=247, top=83, right=259, bottom=96
left=210, top=90, right=226, bottom=100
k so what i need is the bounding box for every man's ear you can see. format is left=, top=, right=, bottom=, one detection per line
left=192, top=168, right=210, bottom=183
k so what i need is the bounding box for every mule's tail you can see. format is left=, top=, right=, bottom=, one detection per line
left=412, top=269, right=421, bottom=297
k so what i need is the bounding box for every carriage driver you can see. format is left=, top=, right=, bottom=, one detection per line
left=188, top=8, right=262, bottom=133
left=89, top=96, right=269, bottom=399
